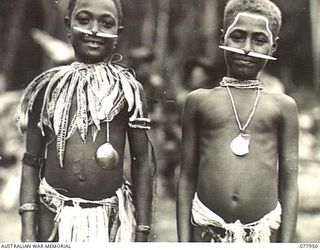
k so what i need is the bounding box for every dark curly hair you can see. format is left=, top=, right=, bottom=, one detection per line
left=67, top=0, right=123, bottom=27
left=223, top=0, right=282, bottom=40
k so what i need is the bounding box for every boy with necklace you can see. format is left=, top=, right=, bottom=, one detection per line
left=16, top=0, right=153, bottom=242
left=177, top=0, right=299, bottom=243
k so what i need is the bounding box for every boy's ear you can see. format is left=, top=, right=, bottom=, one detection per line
left=271, top=36, right=279, bottom=53
left=64, top=16, right=71, bottom=35
left=220, top=29, right=225, bottom=45
left=118, top=26, right=124, bottom=35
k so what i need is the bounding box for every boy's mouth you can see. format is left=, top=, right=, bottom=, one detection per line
left=82, top=37, right=105, bottom=48
left=73, top=27, right=115, bottom=49
left=233, top=55, right=257, bottom=66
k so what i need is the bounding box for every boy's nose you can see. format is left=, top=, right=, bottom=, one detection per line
left=90, top=21, right=100, bottom=34
left=242, top=39, right=252, bottom=54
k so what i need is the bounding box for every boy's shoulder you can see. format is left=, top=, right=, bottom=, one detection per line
left=263, top=91, right=297, bottom=107
left=185, top=86, right=227, bottom=108
left=26, top=65, right=69, bottom=89
left=262, top=91, right=298, bottom=117
left=113, top=62, right=145, bottom=90
left=185, top=87, right=217, bottom=103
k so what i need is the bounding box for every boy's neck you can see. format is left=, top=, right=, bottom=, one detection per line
left=74, top=53, right=120, bottom=65
left=75, top=58, right=108, bottom=65
left=73, top=60, right=107, bottom=66
left=220, top=77, right=262, bottom=89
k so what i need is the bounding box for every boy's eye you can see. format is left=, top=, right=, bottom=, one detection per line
left=79, top=18, right=89, bottom=24
left=229, top=32, right=245, bottom=42
left=254, top=36, right=269, bottom=45
left=77, top=16, right=90, bottom=25
left=101, top=18, right=115, bottom=29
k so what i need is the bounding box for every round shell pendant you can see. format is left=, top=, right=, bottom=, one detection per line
left=95, top=142, right=119, bottom=170
left=230, top=132, right=251, bottom=156
left=97, top=111, right=106, bottom=120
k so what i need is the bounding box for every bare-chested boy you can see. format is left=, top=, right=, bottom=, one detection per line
left=16, top=0, right=153, bottom=242
left=177, top=0, right=299, bottom=243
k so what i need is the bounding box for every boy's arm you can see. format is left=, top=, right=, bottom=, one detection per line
left=127, top=84, right=153, bottom=242
left=20, top=91, right=45, bottom=242
left=278, top=95, right=299, bottom=242
left=177, top=91, right=200, bottom=242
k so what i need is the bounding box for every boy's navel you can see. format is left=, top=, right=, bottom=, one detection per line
left=232, top=193, right=239, bottom=202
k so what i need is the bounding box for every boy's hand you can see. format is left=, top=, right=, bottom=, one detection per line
left=20, top=211, right=38, bottom=242
left=21, top=230, right=37, bottom=242
left=135, top=232, right=149, bottom=242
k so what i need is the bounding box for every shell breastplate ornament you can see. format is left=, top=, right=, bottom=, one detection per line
left=95, top=122, right=119, bottom=170
left=96, top=142, right=119, bottom=170
left=229, top=131, right=251, bottom=156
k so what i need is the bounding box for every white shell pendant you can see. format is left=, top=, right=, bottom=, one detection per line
left=95, top=142, right=119, bottom=170
left=230, top=132, right=251, bottom=156
left=97, top=111, right=105, bottom=120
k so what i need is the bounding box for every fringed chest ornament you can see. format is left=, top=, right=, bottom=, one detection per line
left=16, top=61, right=150, bottom=168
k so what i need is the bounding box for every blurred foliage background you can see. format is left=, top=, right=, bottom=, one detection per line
left=0, top=0, right=319, bottom=242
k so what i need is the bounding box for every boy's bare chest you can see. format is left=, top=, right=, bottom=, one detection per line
left=197, top=95, right=281, bottom=132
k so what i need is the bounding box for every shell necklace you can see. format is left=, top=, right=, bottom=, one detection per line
left=221, top=77, right=262, bottom=156
left=95, top=121, right=119, bottom=170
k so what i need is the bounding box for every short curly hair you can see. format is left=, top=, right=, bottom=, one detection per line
left=67, top=0, right=123, bottom=27
left=223, top=0, right=282, bottom=40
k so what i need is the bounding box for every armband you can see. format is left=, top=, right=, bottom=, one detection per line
left=136, top=224, right=151, bottom=234
left=22, top=152, right=42, bottom=169
left=18, top=203, right=39, bottom=215
left=129, top=118, right=151, bottom=130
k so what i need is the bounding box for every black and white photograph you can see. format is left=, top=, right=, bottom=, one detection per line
left=0, top=0, right=319, bottom=246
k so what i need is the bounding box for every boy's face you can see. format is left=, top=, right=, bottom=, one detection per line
left=223, top=13, right=276, bottom=79
left=66, top=0, right=120, bottom=64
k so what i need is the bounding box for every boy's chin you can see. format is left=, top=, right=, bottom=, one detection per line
left=229, top=71, right=259, bottom=80
left=227, top=62, right=266, bottom=80
left=228, top=67, right=262, bottom=80
left=77, top=53, right=112, bottom=64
